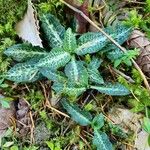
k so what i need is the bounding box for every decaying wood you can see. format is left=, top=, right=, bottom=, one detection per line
left=128, top=30, right=150, bottom=78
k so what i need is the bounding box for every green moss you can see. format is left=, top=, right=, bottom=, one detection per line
left=0, top=0, right=27, bottom=72
left=0, top=0, right=27, bottom=25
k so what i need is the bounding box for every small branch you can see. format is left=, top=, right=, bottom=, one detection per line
left=39, top=81, right=70, bottom=118
left=29, top=111, right=35, bottom=143
left=46, top=103, right=70, bottom=118
left=112, top=67, right=135, bottom=83
left=78, top=134, right=92, bottom=150
left=60, top=0, right=150, bottom=91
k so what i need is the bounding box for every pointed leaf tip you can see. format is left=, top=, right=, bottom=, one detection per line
left=61, top=99, right=92, bottom=126
left=91, top=83, right=130, bottom=96
left=93, top=130, right=113, bottom=150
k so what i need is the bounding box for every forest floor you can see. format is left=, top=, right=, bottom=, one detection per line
left=0, top=0, right=150, bottom=150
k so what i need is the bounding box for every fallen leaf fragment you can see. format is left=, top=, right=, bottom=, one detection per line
left=15, top=0, right=43, bottom=47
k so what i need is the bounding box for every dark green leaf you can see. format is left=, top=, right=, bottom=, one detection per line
left=75, top=32, right=108, bottom=55
left=65, top=57, right=88, bottom=86
left=87, top=69, right=104, bottom=85
left=61, top=98, right=92, bottom=126
left=3, top=61, right=41, bottom=83
left=103, top=24, right=132, bottom=52
left=40, top=68, right=66, bottom=82
left=63, top=28, right=77, bottom=53
left=87, top=57, right=104, bottom=84
left=92, top=113, right=104, bottom=130
left=93, top=130, right=113, bottom=150
left=52, top=82, right=64, bottom=94
left=91, top=83, right=130, bottom=96
left=40, top=13, right=65, bottom=48
left=106, top=24, right=132, bottom=44
left=52, top=82, right=86, bottom=99
left=107, top=48, right=123, bottom=61
left=88, top=57, right=103, bottom=69
left=37, top=47, right=71, bottom=69
left=4, top=44, right=47, bottom=62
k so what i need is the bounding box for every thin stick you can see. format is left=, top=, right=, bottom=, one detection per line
left=29, top=111, right=35, bottom=143
left=46, top=104, right=70, bottom=118
left=112, top=67, right=135, bottom=83
left=39, top=82, right=70, bottom=118
left=78, top=134, right=92, bottom=150
left=60, top=0, right=150, bottom=91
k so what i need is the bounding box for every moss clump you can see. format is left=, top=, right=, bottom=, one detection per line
left=0, top=0, right=27, bottom=72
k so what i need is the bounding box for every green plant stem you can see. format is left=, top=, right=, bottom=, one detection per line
left=60, top=0, right=150, bottom=92
left=146, top=106, right=149, bottom=118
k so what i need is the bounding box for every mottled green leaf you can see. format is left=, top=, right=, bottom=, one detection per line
left=87, top=69, right=104, bottom=85
left=3, top=61, right=41, bottom=83
left=65, top=57, right=88, bottom=86
left=64, top=82, right=86, bottom=98
left=4, top=43, right=47, bottom=62
left=93, top=130, right=113, bottom=150
left=105, top=24, right=132, bottom=45
left=103, top=24, right=132, bottom=52
left=63, top=28, right=77, bottom=53
left=91, top=83, right=130, bottom=96
left=40, top=13, right=65, bottom=48
left=88, top=57, right=103, bottom=69
left=37, top=47, right=71, bottom=69
left=52, top=82, right=64, bottom=94
left=40, top=68, right=66, bottom=82
left=75, top=32, right=108, bottom=55
left=92, top=113, right=104, bottom=130
left=52, top=82, right=86, bottom=99
left=87, top=57, right=104, bottom=84
left=107, top=48, right=123, bottom=61
left=61, top=98, right=92, bottom=126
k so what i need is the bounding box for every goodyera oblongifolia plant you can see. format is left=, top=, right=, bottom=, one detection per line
left=2, top=13, right=132, bottom=100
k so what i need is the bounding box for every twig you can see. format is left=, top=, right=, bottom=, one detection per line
left=60, top=0, right=150, bottom=91
left=83, top=130, right=93, bottom=138
left=39, top=82, right=70, bottom=118
left=46, top=104, right=70, bottom=118
left=121, top=141, right=135, bottom=149
left=78, top=134, right=92, bottom=150
left=91, top=93, right=115, bottom=124
left=111, top=67, right=135, bottom=83
left=81, top=90, right=93, bottom=108
left=29, top=111, right=35, bottom=143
